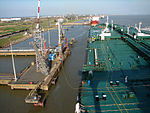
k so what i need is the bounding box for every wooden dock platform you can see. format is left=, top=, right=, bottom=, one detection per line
left=8, top=65, right=45, bottom=90
left=0, top=47, right=71, bottom=106
left=0, top=49, right=54, bottom=56
left=0, top=74, right=14, bottom=84
left=7, top=49, right=70, bottom=90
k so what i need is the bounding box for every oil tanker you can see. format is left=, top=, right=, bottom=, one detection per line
left=75, top=16, right=150, bottom=113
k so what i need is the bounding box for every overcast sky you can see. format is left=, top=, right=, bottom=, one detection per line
left=0, top=0, right=150, bottom=17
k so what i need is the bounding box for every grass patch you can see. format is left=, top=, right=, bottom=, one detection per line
left=0, top=38, right=9, bottom=47
left=0, top=33, right=24, bottom=47
left=0, top=25, right=28, bottom=35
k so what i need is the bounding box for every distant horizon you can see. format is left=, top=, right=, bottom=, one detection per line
left=0, top=0, right=150, bottom=18
left=1, top=14, right=150, bottom=19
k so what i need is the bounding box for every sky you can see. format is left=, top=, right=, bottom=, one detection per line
left=0, top=0, right=150, bottom=18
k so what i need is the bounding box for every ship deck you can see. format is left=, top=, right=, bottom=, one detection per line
left=80, top=24, right=150, bottom=113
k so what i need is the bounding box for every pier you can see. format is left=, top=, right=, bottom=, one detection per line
left=0, top=49, right=54, bottom=56
left=0, top=73, right=14, bottom=84
left=63, top=22, right=90, bottom=26
left=0, top=45, right=72, bottom=105
left=0, top=49, right=36, bottom=56
left=8, top=49, right=70, bottom=90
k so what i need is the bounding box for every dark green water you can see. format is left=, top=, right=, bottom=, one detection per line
left=0, top=15, right=150, bottom=113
